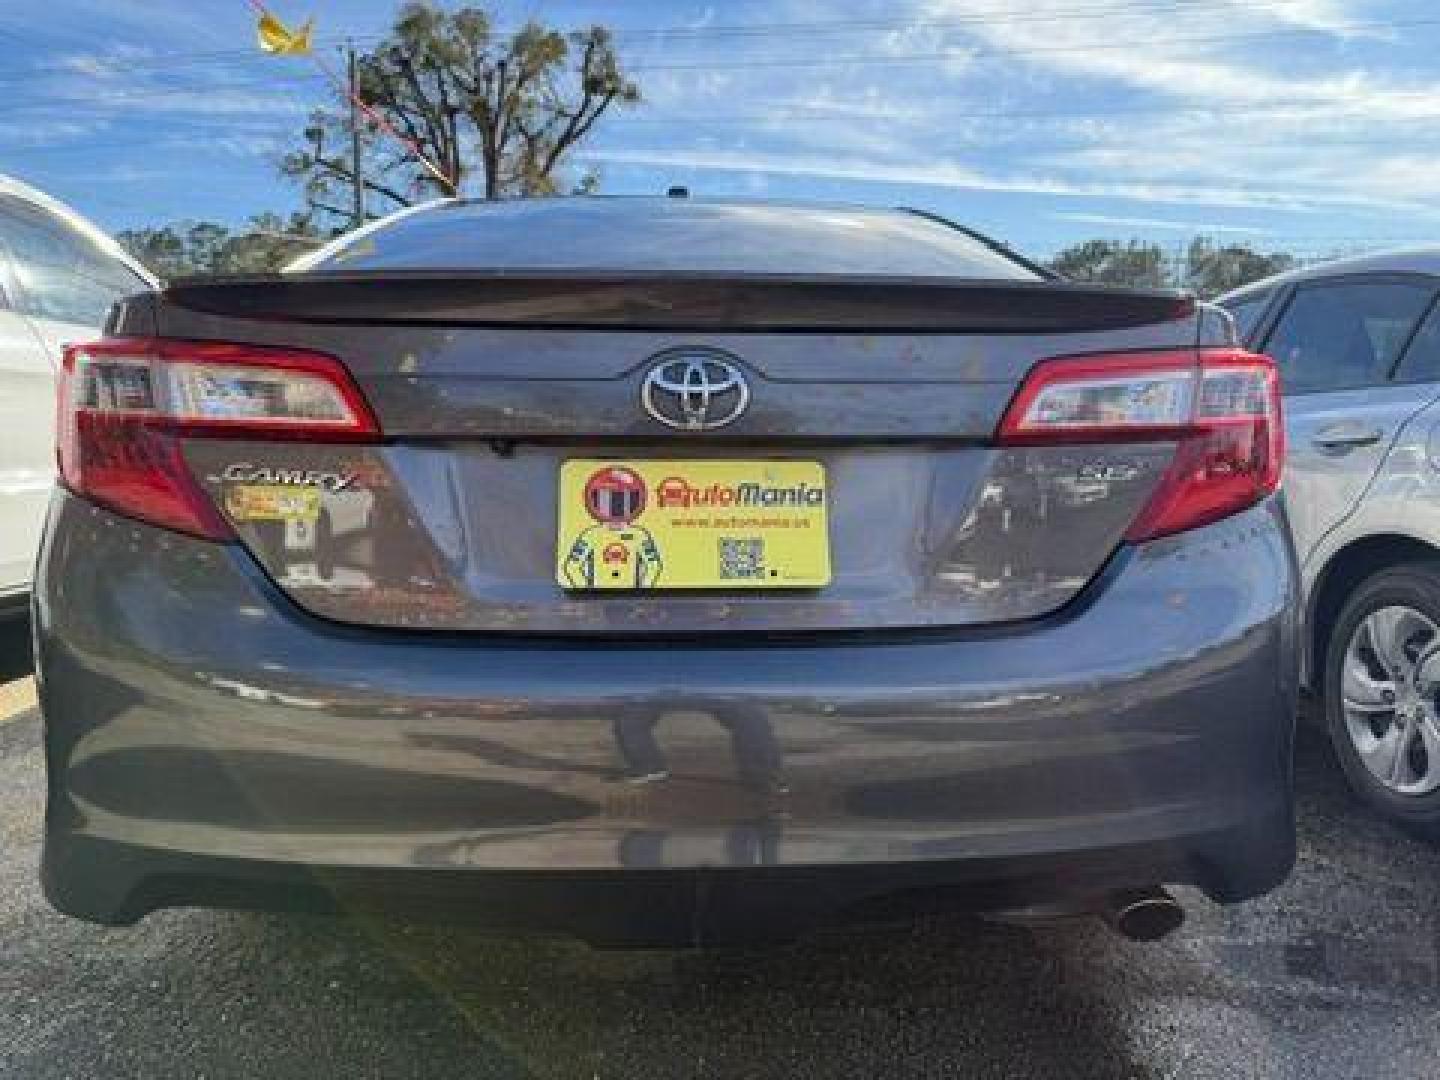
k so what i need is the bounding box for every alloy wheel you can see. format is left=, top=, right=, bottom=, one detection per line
left=1342, top=604, right=1440, bottom=796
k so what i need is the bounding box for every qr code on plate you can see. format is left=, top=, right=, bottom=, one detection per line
left=718, top=536, right=766, bottom=579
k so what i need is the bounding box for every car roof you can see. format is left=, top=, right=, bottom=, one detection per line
left=1219, top=246, right=1440, bottom=305
left=0, top=171, right=159, bottom=289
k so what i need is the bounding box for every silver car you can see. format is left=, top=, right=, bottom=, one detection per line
left=1222, top=251, right=1440, bottom=835
left=0, top=175, right=155, bottom=633
left=35, top=198, right=1296, bottom=944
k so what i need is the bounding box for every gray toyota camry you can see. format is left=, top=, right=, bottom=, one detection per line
left=35, top=197, right=1296, bottom=945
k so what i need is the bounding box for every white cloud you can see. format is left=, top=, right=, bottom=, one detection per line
left=919, top=0, right=1439, bottom=115
left=0, top=116, right=111, bottom=148
left=731, top=0, right=1440, bottom=214
left=601, top=0, right=1440, bottom=227
left=581, top=144, right=1439, bottom=216
left=1051, top=211, right=1273, bottom=235
left=56, top=43, right=154, bottom=79
left=1263, top=0, right=1399, bottom=40
left=58, top=54, right=114, bottom=78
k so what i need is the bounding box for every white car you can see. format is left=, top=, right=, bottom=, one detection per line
left=0, top=175, right=157, bottom=626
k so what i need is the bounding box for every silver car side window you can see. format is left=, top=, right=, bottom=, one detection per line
left=1264, top=280, right=1434, bottom=395
left=1395, top=300, right=1440, bottom=384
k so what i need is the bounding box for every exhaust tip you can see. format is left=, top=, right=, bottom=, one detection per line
left=1100, top=887, right=1185, bottom=942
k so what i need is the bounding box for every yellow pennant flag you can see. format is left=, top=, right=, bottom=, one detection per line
left=257, top=10, right=314, bottom=55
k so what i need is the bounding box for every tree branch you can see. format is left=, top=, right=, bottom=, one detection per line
left=311, top=153, right=414, bottom=207
left=389, top=46, right=450, bottom=185
left=281, top=10, right=637, bottom=212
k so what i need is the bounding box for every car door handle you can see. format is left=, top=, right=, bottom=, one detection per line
left=1311, top=424, right=1384, bottom=451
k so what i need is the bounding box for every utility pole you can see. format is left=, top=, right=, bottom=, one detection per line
left=347, top=41, right=365, bottom=230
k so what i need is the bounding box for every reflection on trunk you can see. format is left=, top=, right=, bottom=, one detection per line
left=182, top=439, right=1173, bottom=635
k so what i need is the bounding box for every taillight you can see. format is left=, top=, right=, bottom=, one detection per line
left=59, top=337, right=380, bottom=540
left=996, top=348, right=1282, bottom=541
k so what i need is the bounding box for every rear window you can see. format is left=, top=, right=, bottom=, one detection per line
left=297, top=199, right=1040, bottom=279
left=0, top=195, right=150, bottom=326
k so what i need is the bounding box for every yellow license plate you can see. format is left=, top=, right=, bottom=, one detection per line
left=557, top=459, right=831, bottom=590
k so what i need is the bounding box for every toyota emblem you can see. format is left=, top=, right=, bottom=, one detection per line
left=641, top=350, right=750, bottom=431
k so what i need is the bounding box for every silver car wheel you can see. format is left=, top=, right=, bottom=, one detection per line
left=1342, top=604, right=1440, bottom=796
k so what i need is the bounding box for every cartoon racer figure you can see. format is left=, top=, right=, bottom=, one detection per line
left=562, top=466, right=663, bottom=589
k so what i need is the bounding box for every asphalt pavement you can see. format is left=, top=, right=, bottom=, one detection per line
left=1, top=678, right=1437, bottom=1079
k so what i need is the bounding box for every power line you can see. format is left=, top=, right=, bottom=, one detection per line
left=3, top=139, right=1433, bottom=164
left=1, top=83, right=1435, bottom=125
left=623, top=16, right=1440, bottom=70
left=550, top=98, right=1440, bottom=127
left=600, top=0, right=1352, bottom=43
left=0, top=49, right=346, bottom=91
left=0, top=0, right=1395, bottom=85
left=10, top=119, right=1440, bottom=159
left=0, top=6, right=1427, bottom=154
left=0, top=35, right=384, bottom=91
left=0, top=0, right=1417, bottom=123
left=0, top=70, right=327, bottom=108
left=1, top=135, right=292, bottom=157
left=12, top=87, right=1430, bottom=123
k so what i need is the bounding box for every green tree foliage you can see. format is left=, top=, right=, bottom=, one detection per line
left=1049, top=236, right=1296, bottom=296
left=280, top=3, right=639, bottom=226
left=1048, top=239, right=1169, bottom=288
left=1180, top=237, right=1294, bottom=298
left=115, top=213, right=323, bottom=280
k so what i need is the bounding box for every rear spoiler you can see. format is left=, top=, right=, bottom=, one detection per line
left=158, top=272, right=1195, bottom=333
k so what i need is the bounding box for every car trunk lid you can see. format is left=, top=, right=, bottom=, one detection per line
left=114, top=275, right=1202, bottom=636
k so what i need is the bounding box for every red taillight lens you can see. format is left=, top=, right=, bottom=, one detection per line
left=59, top=338, right=380, bottom=540
left=996, top=348, right=1282, bottom=542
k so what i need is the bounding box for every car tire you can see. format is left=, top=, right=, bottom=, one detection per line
left=1324, top=560, right=1440, bottom=836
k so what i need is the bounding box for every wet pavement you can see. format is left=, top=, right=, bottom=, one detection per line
left=1, top=680, right=1436, bottom=1079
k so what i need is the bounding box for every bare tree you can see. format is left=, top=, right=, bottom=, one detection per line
left=281, top=3, right=639, bottom=224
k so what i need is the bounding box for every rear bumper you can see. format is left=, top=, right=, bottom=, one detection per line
left=43, top=827, right=1289, bottom=946
left=36, top=491, right=1298, bottom=940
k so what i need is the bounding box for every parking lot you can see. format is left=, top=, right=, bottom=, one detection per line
left=0, top=675, right=1434, bottom=1079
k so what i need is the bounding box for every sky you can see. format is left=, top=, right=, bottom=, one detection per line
left=0, top=0, right=1436, bottom=259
